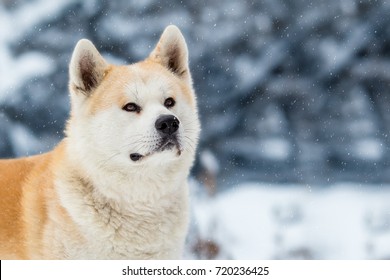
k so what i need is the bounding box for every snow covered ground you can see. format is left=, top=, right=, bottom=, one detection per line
left=187, top=182, right=390, bottom=260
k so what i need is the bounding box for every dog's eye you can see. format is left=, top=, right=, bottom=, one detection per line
left=122, top=103, right=141, bottom=113
left=164, top=97, right=175, bottom=108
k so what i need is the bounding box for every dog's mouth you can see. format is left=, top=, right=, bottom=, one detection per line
left=130, top=138, right=181, bottom=162
left=158, top=138, right=180, bottom=152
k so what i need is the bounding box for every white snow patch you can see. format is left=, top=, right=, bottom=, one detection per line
left=200, top=150, right=220, bottom=174
left=0, top=52, right=54, bottom=101
left=189, top=183, right=390, bottom=259
left=258, top=138, right=291, bottom=161
left=353, top=139, right=383, bottom=161
left=0, top=0, right=76, bottom=99
left=9, top=123, right=43, bottom=157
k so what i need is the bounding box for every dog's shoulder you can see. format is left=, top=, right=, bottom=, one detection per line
left=0, top=152, right=53, bottom=212
left=0, top=156, right=42, bottom=258
left=0, top=144, right=65, bottom=259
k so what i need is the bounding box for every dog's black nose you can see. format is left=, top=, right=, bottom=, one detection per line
left=155, top=114, right=180, bottom=136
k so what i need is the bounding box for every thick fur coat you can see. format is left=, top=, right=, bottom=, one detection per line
left=0, top=25, right=200, bottom=259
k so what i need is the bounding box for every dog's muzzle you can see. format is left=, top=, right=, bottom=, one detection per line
left=129, top=115, right=181, bottom=162
left=155, top=114, right=181, bottom=153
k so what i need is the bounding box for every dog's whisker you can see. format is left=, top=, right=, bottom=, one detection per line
left=183, top=138, right=195, bottom=152
left=119, top=137, right=145, bottom=148
left=96, top=151, right=122, bottom=169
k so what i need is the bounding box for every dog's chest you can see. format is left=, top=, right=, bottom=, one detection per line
left=58, top=191, right=187, bottom=259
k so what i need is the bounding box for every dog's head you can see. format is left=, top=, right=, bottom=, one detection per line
left=66, top=26, right=200, bottom=179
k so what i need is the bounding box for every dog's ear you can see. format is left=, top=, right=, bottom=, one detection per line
left=149, top=25, right=191, bottom=83
left=69, top=39, right=108, bottom=97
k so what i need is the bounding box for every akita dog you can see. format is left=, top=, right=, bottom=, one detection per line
left=0, top=25, right=200, bottom=259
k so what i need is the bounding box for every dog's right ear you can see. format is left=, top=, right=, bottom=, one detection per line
left=149, top=25, right=191, bottom=84
left=69, top=39, right=108, bottom=97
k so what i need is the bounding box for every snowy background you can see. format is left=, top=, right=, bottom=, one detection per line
left=1, top=0, right=390, bottom=259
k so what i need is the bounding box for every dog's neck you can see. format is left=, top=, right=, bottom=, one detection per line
left=56, top=139, right=189, bottom=207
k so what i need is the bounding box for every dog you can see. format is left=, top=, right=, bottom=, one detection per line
left=0, top=25, right=200, bottom=259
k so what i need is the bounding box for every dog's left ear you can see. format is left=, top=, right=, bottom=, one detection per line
left=149, top=25, right=191, bottom=83
left=69, top=39, right=108, bottom=97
